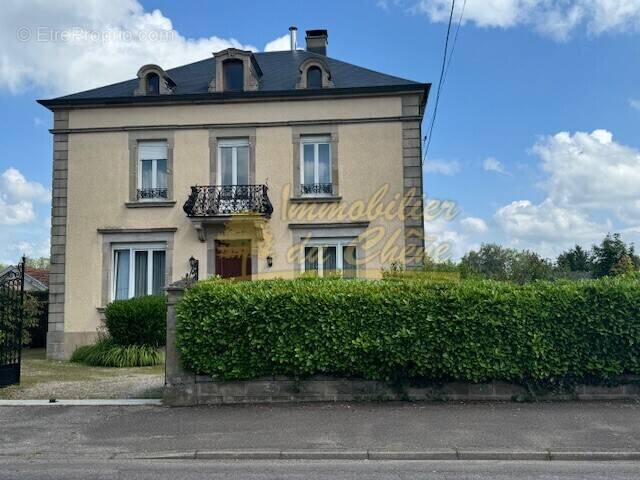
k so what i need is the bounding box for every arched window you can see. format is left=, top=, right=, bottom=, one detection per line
left=223, top=59, right=244, bottom=91
left=146, top=73, right=160, bottom=95
left=306, top=66, right=323, bottom=88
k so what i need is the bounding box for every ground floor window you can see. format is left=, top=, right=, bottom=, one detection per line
left=302, top=241, right=357, bottom=278
left=112, top=244, right=166, bottom=300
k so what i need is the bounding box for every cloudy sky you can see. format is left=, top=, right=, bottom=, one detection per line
left=1, top=0, right=639, bottom=263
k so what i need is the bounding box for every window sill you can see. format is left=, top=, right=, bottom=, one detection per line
left=125, top=200, right=176, bottom=208
left=290, top=196, right=342, bottom=204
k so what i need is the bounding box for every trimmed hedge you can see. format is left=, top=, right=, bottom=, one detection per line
left=175, top=278, right=640, bottom=384
left=105, top=295, right=166, bottom=347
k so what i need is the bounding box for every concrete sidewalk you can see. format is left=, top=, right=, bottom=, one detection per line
left=1, top=401, right=639, bottom=459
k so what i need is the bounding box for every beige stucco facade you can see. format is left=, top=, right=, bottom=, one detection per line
left=46, top=93, right=425, bottom=359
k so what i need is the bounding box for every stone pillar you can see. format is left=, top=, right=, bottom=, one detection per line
left=163, top=281, right=197, bottom=406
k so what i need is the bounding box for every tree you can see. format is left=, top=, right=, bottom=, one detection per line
left=460, top=244, right=516, bottom=281
left=591, top=233, right=637, bottom=278
left=26, top=257, right=50, bottom=269
left=557, top=245, right=592, bottom=273
left=510, top=250, right=554, bottom=284
left=610, top=255, right=636, bottom=277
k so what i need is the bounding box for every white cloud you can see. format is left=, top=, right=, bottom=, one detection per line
left=630, top=98, right=640, bottom=111
left=533, top=129, right=640, bottom=217
left=1, top=0, right=265, bottom=95
left=483, top=157, right=510, bottom=175
left=460, top=216, right=488, bottom=233
left=408, top=0, right=640, bottom=41
left=425, top=216, right=485, bottom=260
left=264, top=34, right=292, bottom=52
left=494, top=198, right=610, bottom=243
left=424, top=159, right=460, bottom=175
left=0, top=199, right=35, bottom=225
left=0, top=167, right=50, bottom=203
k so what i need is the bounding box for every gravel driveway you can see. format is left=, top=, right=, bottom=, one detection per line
left=0, top=349, right=164, bottom=400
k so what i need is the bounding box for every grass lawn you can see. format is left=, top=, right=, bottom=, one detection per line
left=0, top=349, right=164, bottom=400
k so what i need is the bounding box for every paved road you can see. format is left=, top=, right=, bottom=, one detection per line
left=1, top=401, right=639, bottom=456
left=0, top=459, right=639, bottom=480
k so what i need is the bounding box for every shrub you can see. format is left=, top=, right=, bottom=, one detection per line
left=71, top=339, right=163, bottom=367
left=104, top=295, right=166, bottom=347
left=176, top=277, right=640, bottom=385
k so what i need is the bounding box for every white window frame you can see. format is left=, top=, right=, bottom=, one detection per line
left=217, top=138, right=250, bottom=186
left=111, top=243, right=166, bottom=301
left=137, top=141, right=168, bottom=202
left=299, top=135, right=331, bottom=194
left=300, top=238, right=357, bottom=277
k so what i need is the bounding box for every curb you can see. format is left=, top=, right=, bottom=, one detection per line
left=141, top=450, right=640, bottom=462
left=0, top=399, right=163, bottom=406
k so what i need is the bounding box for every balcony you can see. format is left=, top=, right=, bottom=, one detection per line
left=183, top=185, right=273, bottom=218
left=301, top=183, right=333, bottom=196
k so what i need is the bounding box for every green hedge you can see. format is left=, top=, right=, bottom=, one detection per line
left=105, top=295, right=166, bottom=347
left=175, top=278, right=640, bottom=384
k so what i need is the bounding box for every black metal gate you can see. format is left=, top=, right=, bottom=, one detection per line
left=0, top=256, right=25, bottom=387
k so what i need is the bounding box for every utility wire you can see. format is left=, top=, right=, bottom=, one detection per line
left=442, top=0, right=467, bottom=88
left=422, top=0, right=464, bottom=165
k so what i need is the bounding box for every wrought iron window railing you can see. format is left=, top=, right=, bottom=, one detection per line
left=183, top=185, right=273, bottom=218
left=137, top=188, right=168, bottom=200
left=301, top=183, right=333, bottom=196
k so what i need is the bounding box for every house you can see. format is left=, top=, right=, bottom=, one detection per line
left=0, top=265, right=49, bottom=292
left=38, top=28, right=430, bottom=359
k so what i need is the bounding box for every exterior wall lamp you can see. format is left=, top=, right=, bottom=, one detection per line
left=266, top=256, right=273, bottom=268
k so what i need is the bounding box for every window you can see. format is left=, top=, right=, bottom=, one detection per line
left=112, top=245, right=166, bottom=300
left=137, top=141, right=168, bottom=200
left=217, top=138, right=249, bottom=186
left=223, top=59, right=244, bottom=91
left=302, top=241, right=357, bottom=278
left=306, top=66, right=323, bottom=88
left=146, top=73, right=160, bottom=95
left=300, top=136, right=331, bottom=195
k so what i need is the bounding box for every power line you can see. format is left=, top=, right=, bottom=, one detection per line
left=422, top=0, right=465, bottom=164
left=442, top=0, right=467, bottom=87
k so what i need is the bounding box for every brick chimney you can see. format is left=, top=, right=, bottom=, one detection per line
left=305, top=29, right=328, bottom=56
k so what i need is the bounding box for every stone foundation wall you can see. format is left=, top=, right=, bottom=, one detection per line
left=164, top=283, right=640, bottom=406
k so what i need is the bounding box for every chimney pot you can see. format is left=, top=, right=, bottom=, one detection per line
left=305, top=29, right=328, bottom=56
left=289, top=26, right=297, bottom=51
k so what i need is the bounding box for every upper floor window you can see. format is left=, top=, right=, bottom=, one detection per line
left=306, top=66, right=322, bottom=88
left=223, top=59, right=244, bottom=91
left=300, top=135, right=331, bottom=195
left=146, top=73, right=160, bottom=95
left=113, top=244, right=166, bottom=300
left=217, top=138, right=249, bottom=186
left=137, top=141, right=168, bottom=200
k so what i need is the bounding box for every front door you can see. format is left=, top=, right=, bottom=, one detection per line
left=215, top=240, right=252, bottom=280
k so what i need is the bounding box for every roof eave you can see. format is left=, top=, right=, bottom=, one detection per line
left=37, top=83, right=430, bottom=111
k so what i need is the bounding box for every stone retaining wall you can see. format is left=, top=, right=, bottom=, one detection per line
left=164, top=283, right=640, bottom=406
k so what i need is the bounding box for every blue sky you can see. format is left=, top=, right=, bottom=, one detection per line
left=1, top=0, right=640, bottom=263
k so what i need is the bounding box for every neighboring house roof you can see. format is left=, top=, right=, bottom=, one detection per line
left=38, top=50, right=429, bottom=109
left=0, top=266, right=49, bottom=292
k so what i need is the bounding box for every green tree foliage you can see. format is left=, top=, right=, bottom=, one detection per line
left=557, top=245, right=592, bottom=273
left=510, top=250, right=554, bottom=284
left=176, top=277, right=640, bottom=384
left=591, top=233, right=638, bottom=278
left=610, top=255, right=636, bottom=276
left=459, top=244, right=516, bottom=281
left=25, top=257, right=50, bottom=269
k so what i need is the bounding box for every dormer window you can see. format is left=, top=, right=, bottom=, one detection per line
left=134, top=64, right=175, bottom=96
left=223, top=59, right=244, bottom=91
left=146, top=73, right=160, bottom=95
left=296, top=59, right=334, bottom=89
left=306, top=66, right=322, bottom=89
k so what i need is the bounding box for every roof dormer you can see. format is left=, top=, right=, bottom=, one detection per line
left=134, top=64, right=176, bottom=96
left=208, top=49, right=262, bottom=93
left=296, top=58, right=334, bottom=89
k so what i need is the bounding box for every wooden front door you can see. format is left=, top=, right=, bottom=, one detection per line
left=215, top=240, right=252, bottom=280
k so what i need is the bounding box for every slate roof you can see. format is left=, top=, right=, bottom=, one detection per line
left=39, top=50, right=428, bottom=108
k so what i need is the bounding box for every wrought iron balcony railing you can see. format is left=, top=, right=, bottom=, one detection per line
left=137, top=188, right=168, bottom=200
left=301, top=183, right=333, bottom=196
left=183, top=185, right=273, bottom=218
